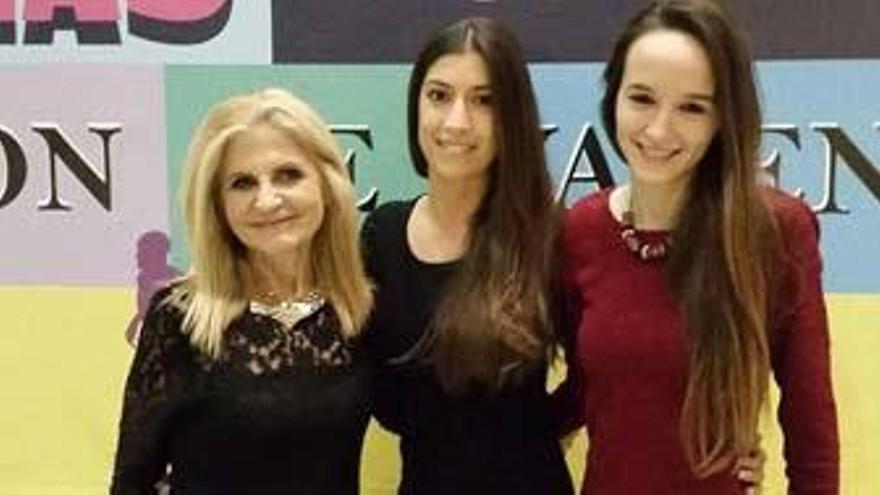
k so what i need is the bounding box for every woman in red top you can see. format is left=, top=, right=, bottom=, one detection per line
left=556, top=0, right=839, bottom=493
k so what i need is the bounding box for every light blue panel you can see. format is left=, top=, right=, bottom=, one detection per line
left=529, top=61, right=880, bottom=292
left=161, top=61, right=878, bottom=292
left=531, top=62, right=617, bottom=200
left=757, top=60, right=880, bottom=293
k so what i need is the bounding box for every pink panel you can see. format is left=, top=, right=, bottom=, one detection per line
left=0, top=0, right=13, bottom=20
left=128, top=0, right=228, bottom=22
left=23, top=0, right=119, bottom=22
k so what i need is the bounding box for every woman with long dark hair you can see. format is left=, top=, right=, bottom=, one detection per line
left=362, top=17, right=574, bottom=494
left=557, top=0, right=839, bottom=492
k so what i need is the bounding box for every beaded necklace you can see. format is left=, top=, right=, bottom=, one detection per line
left=613, top=185, right=672, bottom=261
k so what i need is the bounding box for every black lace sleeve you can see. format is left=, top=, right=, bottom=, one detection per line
left=111, top=287, right=191, bottom=494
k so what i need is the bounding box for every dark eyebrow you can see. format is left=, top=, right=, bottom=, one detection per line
left=274, top=160, right=308, bottom=171
left=625, top=83, right=654, bottom=93
left=225, top=170, right=250, bottom=179
left=423, top=79, right=491, bottom=92
left=423, top=79, right=452, bottom=90
left=625, top=83, right=714, bottom=103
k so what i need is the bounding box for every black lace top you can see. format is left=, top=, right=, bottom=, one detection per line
left=110, top=286, right=370, bottom=495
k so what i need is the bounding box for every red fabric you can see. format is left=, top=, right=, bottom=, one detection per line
left=554, top=188, right=839, bottom=494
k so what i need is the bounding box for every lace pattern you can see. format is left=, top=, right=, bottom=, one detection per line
left=112, top=286, right=369, bottom=494
left=121, top=291, right=353, bottom=416
left=226, top=303, right=353, bottom=375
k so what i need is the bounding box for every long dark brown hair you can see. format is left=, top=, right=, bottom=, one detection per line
left=601, top=0, right=779, bottom=476
left=407, top=17, right=559, bottom=394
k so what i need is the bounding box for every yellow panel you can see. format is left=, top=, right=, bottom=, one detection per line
left=0, top=289, right=876, bottom=493
left=0, top=287, right=134, bottom=495
left=759, top=294, right=880, bottom=494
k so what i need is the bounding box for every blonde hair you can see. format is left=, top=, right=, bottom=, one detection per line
left=171, top=88, right=372, bottom=358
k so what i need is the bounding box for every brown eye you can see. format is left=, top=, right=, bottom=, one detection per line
left=275, top=166, right=303, bottom=184
left=425, top=87, right=451, bottom=104
left=680, top=102, right=710, bottom=115
left=473, top=92, right=493, bottom=107
left=229, top=175, right=256, bottom=190
left=628, top=93, right=654, bottom=105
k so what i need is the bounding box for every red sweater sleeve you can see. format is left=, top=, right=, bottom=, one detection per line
left=770, top=194, right=840, bottom=494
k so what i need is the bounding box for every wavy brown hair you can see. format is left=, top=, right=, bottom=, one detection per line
left=601, top=0, right=779, bottom=476
left=407, top=17, right=560, bottom=394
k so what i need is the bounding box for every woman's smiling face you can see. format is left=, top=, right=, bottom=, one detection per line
left=418, top=50, right=498, bottom=185
left=615, top=28, right=719, bottom=189
left=220, top=122, right=325, bottom=259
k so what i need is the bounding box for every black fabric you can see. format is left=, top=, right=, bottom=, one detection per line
left=111, top=286, right=370, bottom=495
left=363, top=199, right=573, bottom=495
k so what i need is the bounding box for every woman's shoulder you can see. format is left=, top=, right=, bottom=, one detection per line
left=361, top=198, right=420, bottom=276
left=762, top=187, right=820, bottom=243
left=364, top=197, right=419, bottom=227
left=131, top=282, right=198, bottom=370
left=558, top=188, right=615, bottom=265
left=148, top=280, right=189, bottom=314
left=563, top=188, right=615, bottom=238
left=138, top=281, right=192, bottom=344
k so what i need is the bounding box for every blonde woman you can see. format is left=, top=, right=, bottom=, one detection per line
left=111, top=88, right=372, bottom=494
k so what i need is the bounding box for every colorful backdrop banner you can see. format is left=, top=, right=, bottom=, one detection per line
left=0, top=1, right=877, bottom=493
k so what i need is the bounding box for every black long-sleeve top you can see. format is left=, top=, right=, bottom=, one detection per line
left=111, top=286, right=370, bottom=494
left=362, top=199, right=573, bottom=495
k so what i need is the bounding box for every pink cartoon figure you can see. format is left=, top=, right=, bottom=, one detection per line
left=125, top=230, right=180, bottom=346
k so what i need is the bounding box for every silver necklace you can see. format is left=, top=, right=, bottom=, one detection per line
left=250, top=292, right=324, bottom=331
